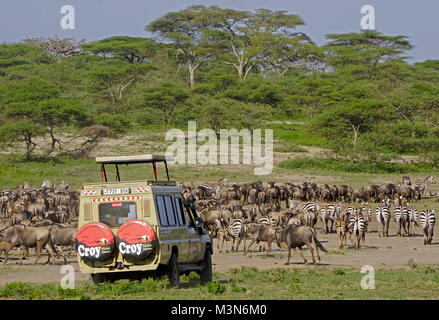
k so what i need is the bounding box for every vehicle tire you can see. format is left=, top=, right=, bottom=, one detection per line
left=168, top=252, right=180, bottom=288
left=200, top=249, right=212, bottom=285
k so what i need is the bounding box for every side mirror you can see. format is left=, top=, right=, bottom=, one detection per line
left=195, top=220, right=204, bottom=235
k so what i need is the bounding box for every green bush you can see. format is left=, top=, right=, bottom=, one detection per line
left=279, top=157, right=434, bottom=174
left=96, top=114, right=132, bottom=135
left=199, top=281, right=226, bottom=295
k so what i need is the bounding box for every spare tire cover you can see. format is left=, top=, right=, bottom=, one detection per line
left=116, top=219, right=157, bottom=260
left=75, top=222, right=115, bottom=262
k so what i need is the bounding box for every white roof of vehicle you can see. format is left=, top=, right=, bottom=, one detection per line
left=96, top=154, right=174, bottom=164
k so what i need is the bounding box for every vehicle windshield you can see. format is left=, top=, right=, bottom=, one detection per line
left=99, top=202, right=137, bottom=227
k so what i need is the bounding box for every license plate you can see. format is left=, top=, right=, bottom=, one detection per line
left=102, top=188, right=130, bottom=195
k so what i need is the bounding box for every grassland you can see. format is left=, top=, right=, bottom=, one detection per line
left=0, top=266, right=438, bottom=300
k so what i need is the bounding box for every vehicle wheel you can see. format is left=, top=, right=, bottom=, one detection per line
left=200, top=249, right=212, bottom=285
left=168, top=252, right=180, bottom=288
left=90, top=273, right=106, bottom=285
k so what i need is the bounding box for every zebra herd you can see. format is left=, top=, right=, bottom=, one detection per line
left=213, top=200, right=436, bottom=256
left=188, top=182, right=437, bottom=258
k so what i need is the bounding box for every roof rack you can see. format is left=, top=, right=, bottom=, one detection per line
left=95, top=154, right=174, bottom=183
left=96, top=154, right=174, bottom=164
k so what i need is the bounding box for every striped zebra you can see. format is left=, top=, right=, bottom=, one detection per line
left=359, top=204, right=372, bottom=233
left=335, top=219, right=346, bottom=250
left=288, top=200, right=318, bottom=214
left=348, top=213, right=366, bottom=250
left=220, top=218, right=247, bottom=253
left=393, top=206, right=409, bottom=236
left=318, top=205, right=336, bottom=234
left=413, top=176, right=435, bottom=197
left=375, top=205, right=391, bottom=237
left=216, top=226, right=228, bottom=253
left=256, top=215, right=275, bottom=228
left=420, top=210, right=436, bottom=245
left=288, top=200, right=318, bottom=229
left=406, top=204, right=418, bottom=236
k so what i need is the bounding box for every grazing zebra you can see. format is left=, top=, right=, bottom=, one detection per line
left=420, top=210, right=436, bottom=245
left=406, top=204, right=418, bottom=236
left=393, top=206, right=409, bottom=236
left=375, top=205, right=391, bottom=237
left=335, top=219, right=346, bottom=250
left=220, top=218, right=247, bottom=253
left=348, top=214, right=366, bottom=250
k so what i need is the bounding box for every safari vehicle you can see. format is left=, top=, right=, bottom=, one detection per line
left=76, top=154, right=213, bottom=287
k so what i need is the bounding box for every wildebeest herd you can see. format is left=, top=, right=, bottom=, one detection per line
left=0, top=175, right=436, bottom=267
left=181, top=175, right=437, bottom=265
left=0, top=179, right=79, bottom=265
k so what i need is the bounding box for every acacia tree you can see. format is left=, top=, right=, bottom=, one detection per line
left=323, top=30, right=413, bottom=78
left=0, top=120, right=45, bottom=160
left=34, top=98, right=88, bottom=156
left=88, top=60, right=154, bottom=113
left=144, top=81, right=188, bottom=128
left=83, top=36, right=157, bottom=64
left=146, top=5, right=216, bottom=88
left=256, top=35, right=323, bottom=76
left=204, top=7, right=307, bottom=80
left=315, top=100, right=389, bottom=153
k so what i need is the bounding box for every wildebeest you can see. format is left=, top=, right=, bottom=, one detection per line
left=45, top=226, right=77, bottom=264
left=0, top=226, right=57, bottom=265
left=275, top=225, right=327, bottom=265
left=243, top=223, right=277, bottom=258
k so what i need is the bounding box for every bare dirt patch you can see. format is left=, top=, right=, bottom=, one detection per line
left=0, top=218, right=436, bottom=285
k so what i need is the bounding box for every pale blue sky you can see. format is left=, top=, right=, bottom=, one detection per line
left=0, top=0, right=436, bottom=62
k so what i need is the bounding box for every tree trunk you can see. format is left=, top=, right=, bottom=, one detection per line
left=188, top=64, right=196, bottom=88
left=351, top=125, right=360, bottom=146
left=24, top=132, right=36, bottom=160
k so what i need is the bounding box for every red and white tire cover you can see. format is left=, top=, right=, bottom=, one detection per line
left=75, top=222, right=115, bottom=262
left=116, top=219, right=157, bottom=260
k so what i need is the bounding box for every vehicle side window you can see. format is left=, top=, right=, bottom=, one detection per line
left=174, top=197, right=186, bottom=226
left=164, top=195, right=177, bottom=226
left=156, top=195, right=168, bottom=226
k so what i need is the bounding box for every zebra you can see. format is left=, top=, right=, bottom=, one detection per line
left=359, top=204, right=372, bottom=233
left=216, top=226, right=228, bottom=253
left=420, top=210, right=436, bottom=245
left=221, top=218, right=247, bottom=253
left=413, top=176, right=435, bottom=197
left=288, top=200, right=318, bottom=214
left=335, top=218, right=346, bottom=250
left=348, top=213, right=366, bottom=250
left=256, top=215, right=275, bottom=228
left=406, top=204, right=418, bottom=236
left=375, top=204, right=391, bottom=237
left=393, top=206, right=409, bottom=236
left=318, top=205, right=336, bottom=234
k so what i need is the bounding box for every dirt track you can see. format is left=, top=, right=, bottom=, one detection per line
left=0, top=219, right=437, bottom=285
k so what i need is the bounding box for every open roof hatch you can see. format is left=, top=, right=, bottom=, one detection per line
left=95, top=154, right=175, bottom=185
